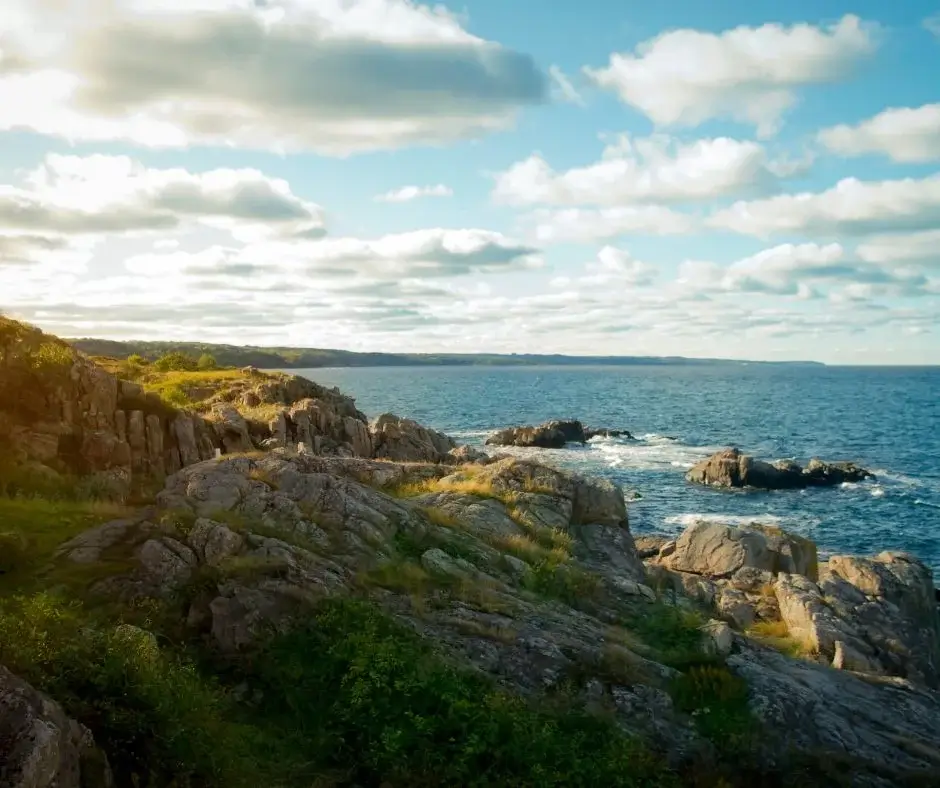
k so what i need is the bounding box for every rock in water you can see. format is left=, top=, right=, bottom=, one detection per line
left=686, top=448, right=874, bottom=490
left=485, top=419, right=586, bottom=448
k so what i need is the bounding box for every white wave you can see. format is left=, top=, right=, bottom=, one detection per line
left=870, top=487, right=885, bottom=498
left=867, top=469, right=926, bottom=487
left=664, top=512, right=787, bottom=528
left=840, top=481, right=859, bottom=490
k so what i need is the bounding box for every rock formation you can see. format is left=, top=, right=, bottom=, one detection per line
left=686, top=448, right=874, bottom=490
left=0, top=665, right=113, bottom=787
left=486, top=419, right=587, bottom=448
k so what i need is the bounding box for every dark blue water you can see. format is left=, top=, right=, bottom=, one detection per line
left=290, top=365, right=940, bottom=575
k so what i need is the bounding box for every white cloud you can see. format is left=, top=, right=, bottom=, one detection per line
left=556, top=246, right=657, bottom=288
left=856, top=230, right=940, bottom=267
left=493, top=134, right=807, bottom=206
left=529, top=206, right=695, bottom=242
left=584, top=15, right=875, bottom=136
left=0, top=154, right=325, bottom=239
left=123, top=228, right=542, bottom=283
left=819, top=104, right=940, bottom=162
left=548, top=65, right=584, bottom=105
left=677, top=242, right=934, bottom=300
left=709, top=174, right=940, bottom=238
left=375, top=184, right=453, bottom=203
left=0, top=0, right=547, bottom=154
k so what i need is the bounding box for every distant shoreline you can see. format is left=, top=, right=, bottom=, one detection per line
left=67, top=337, right=826, bottom=369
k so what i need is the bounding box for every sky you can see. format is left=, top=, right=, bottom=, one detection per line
left=1, top=0, right=939, bottom=364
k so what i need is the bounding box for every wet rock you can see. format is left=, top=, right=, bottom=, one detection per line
left=584, top=427, right=634, bottom=441
left=687, top=448, right=874, bottom=491
left=485, top=420, right=585, bottom=448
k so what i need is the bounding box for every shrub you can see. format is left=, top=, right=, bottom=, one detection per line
left=249, top=597, right=676, bottom=787
left=197, top=353, right=218, bottom=370
left=670, top=665, right=753, bottom=747
left=0, top=593, right=271, bottom=787
left=153, top=351, right=198, bottom=372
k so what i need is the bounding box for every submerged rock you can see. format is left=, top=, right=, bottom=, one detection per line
left=686, top=448, right=874, bottom=490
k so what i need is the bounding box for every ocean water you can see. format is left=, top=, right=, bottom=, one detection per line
left=290, top=365, right=940, bottom=575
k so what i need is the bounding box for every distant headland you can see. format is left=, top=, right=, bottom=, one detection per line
left=67, top=337, right=826, bottom=369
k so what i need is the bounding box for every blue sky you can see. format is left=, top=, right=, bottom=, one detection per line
left=1, top=0, right=939, bottom=363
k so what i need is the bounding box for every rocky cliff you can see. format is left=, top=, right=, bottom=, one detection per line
left=1, top=317, right=465, bottom=497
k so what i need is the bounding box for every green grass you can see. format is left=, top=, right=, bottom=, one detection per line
left=0, top=497, right=133, bottom=592
left=669, top=665, right=754, bottom=749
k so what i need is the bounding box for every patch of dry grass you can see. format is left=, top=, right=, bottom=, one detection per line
left=248, top=467, right=281, bottom=490
left=419, top=506, right=462, bottom=529
left=747, top=619, right=816, bottom=658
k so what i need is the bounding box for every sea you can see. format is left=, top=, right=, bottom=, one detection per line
left=288, top=365, right=940, bottom=576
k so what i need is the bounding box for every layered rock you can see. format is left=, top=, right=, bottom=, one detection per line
left=776, top=552, right=940, bottom=686
left=0, top=665, right=113, bottom=787
left=644, top=519, right=940, bottom=690
left=370, top=413, right=456, bottom=463
left=687, top=448, right=874, bottom=490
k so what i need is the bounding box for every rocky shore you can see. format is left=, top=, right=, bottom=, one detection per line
left=2, top=320, right=938, bottom=787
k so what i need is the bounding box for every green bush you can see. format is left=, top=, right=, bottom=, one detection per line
left=0, top=593, right=269, bottom=787
left=153, top=351, right=199, bottom=372
left=670, top=665, right=753, bottom=747
left=249, top=597, right=676, bottom=787
left=0, top=531, right=28, bottom=574
left=197, top=353, right=218, bottom=370
left=126, top=353, right=148, bottom=366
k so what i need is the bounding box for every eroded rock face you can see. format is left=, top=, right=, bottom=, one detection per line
left=0, top=665, right=113, bottom=788
left=729, top=640, right=940, bottom=780
left=661, top=522, right=775, bottom=578
left=370, top=413, right=456, bottom=463
left=686, top=448, right=874, bottom=490
left=776, top=552, right=940, bottom=687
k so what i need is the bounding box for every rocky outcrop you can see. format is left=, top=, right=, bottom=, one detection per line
left=370, top=413, right=456, bottom=463
left=686, top=448, right=874, bottom=490
left=644, top=518, right=940, bottom=690
left=776, top=552, right=940, bottom=687
left=0, top=665, right=113, bottom=788
left=660, top=521, right=817, bottom=580
left=729, top=639, right=940, bottom=781
left=485, top=419, right=586, bottom=448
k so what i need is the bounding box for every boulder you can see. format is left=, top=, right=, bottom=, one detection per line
left=0, top=665, right=113, bottom=788
left=210, top=404, right=254, bottom=454
left=686, top=448, right=874, bottom=490
left=803, top=458, right=874, bottom=485
left=447, top=444, right=491, bottom=465
left=485, top=420, right=586, bottom=448
left=662, top=522, right=774, bottom=578
left=370, top=413, right=456, bottom=463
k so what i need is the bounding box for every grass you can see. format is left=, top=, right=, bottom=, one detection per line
left=747, top=620, right=816, bottom=659
left=0, top=497, right=133, bottom=592
left=419, top=504, right=463, bottom=529
left=669, top=665, right=754, bottom=750
left=522, top=561, right=606, bottom=607
left=138, top=368, right=255, bottom=412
